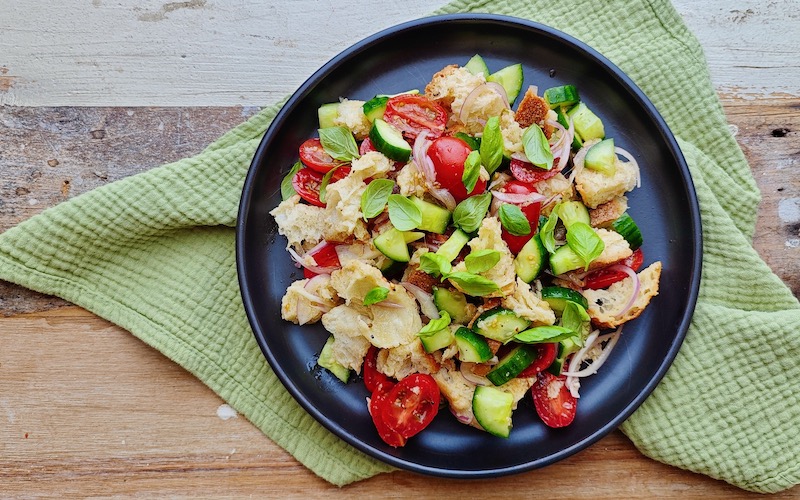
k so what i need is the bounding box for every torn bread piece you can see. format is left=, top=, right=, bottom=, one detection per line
left=582, top=261, right=662, bottom=328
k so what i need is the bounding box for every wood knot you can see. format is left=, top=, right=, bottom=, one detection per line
left=772, top=128, right=790, bottom=137
left=90, top=129, right=106, bottom=140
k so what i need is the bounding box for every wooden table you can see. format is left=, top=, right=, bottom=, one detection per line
left=1, top=1, right=798, bottom=497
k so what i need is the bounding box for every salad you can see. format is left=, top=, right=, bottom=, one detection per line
left=270, top=55, right=662, bottom=447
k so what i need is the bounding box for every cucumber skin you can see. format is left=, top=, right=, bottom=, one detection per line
left=612, top=213, right=643, bottom=250
left=486, top=344, right=536, bottom=386
left=433, top=287, right=471, bottom=325
left=548, top=244, right=584, bottom=276
left=514, top=233, right=547, bottom=283
left=473, top=386, right=514, bottom=438
left=369, top=119, right=412, bottom=162
left=474, top=308, right=531, bottom=343
left=373, top=228, right=410, bottom=263
left=454, top=327, right=493, bottom=363
left=541, top=286, right=589, bottom=311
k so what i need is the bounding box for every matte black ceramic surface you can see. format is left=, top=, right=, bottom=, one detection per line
left=237, top=14, right=701, bottom=478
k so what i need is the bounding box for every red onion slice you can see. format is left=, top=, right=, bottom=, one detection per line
left=287, top=247, right=339, bottom=275
left=607, top=264, right=641, bottom=318
left=490, top=189, right=546, bottom=205
left=400, top=281, right=439, bottom=319
left=562, top=327, right=623, bottom=378
left=615, top=146, right=641, bottom=188
left=458, top=82, right=510, bottom=124
left=460, top=362, right=492, bottom=386
left=450, top=407, right=474, bottom=425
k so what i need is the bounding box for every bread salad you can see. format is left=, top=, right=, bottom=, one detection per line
left=270, top=55, right=661, bottom=447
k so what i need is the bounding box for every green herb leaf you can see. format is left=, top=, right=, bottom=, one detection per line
left=419, top=252, right=452, bottom=277
left=522, top=125, right=554, bottom=170
left=363, top=286, right=390, bottom=306
left=464, top=249, right=501, bottom=274
left=446, top=272, right=499, bottom=296
left=318, top=126, right=360, bottom=162
left=318, top=165, right=343, bottom=205
left=418, top=311, right=451, bottom=337
left=540, top=205, right=561, bottom=254
left=514, top=325, right=577, bottom=344
left=462, top=150, right=482, bottom=193
left=479, top=116, right=504, bottom=174
left=281, top=161, right=303, bottom=200
left=498, top=204, right=532, bottom=236
left=566, top=222, right=605, bottom=270
left=387, top=194, right=422, bottom=231
left=560, top=301, right=590, bottom=338
left=361, top=179, right=394, bottom=219
left=452, top=192, right=492, bottom=233
left=454, top=132, right=480, bottom=150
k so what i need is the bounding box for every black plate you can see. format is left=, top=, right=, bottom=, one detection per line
left=237, top=14, right=701, bottom=478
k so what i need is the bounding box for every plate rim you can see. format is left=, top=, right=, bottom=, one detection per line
left=236, top=12, right=703, bottom=478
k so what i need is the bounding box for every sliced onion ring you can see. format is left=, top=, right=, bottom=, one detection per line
left=287, top=247, right=339, bottom=275
left=460, top=362, right=492, bottom=386
left=606, top=264, right=641, bottom=318
left=490, top=189, right=546, bottom=205
left=400, top=281, right=439, bottom=319
left=459, top=82, right=510, bottom=124
left=562, top=328, right=623, bottom=378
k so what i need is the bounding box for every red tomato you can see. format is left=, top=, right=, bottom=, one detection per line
left=509, top=158, right=559, bottom=184
left=427, top=136, right=487, bottom=202
left=291, top=167, right=350, bottom=207
left=302, top=241, right=341, bottom=278
left=499, top=180, right=542, bottom=254
left=369, top=388, right=406, bottom=448
left=531, top=371, right=577, bottom=428
left=299, top=138, right=345, bottom=173
left=583, top=248, right=644, bottom=290
left=517, top=343, right=557, bottom=378
left=363, top=345, right=393, bottom=394
left=379, top=373, right=440, bottom=438
left=383, top=95, right=447, bottom=141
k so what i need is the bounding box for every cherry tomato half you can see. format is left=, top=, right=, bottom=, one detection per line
left=299, top=138, right=345, bottom=174
left=583, top=248, right=644, bottom=290
left=499, top=180, right=542, bottom=254
left=369, top=387, right=405, bottom=448
left=291, top=166, right=350, bottom=207
left=427, top=136, right=487, bottom=203
left=302, top=241, right=342, bottom=278
left=383, top=95, right=447, bottom=141
left=517, top=343, right=557, bottom=378
left=379, top=373, right=440, bottom=438
left=509, top=158, right=560, bottom=184
left=363, top=345, right=393, bottom=394
left=531, top=371, right=577, bottom=428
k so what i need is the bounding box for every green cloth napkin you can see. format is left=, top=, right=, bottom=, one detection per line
left=1, top=0, right=798, bottom=493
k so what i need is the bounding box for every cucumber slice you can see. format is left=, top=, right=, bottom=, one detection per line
left=473, top=386, right=514, bottom=438
left=474, top=308, right=531, bottom=343
left=584, top=138, right=616, bottom=176
left=556, top=107, right=583, bottom=150
left=514, top=233, right=547, bottom=283
left=433, top=287, right=471, bottom=325
left=318, top=103, right=340, bottom=129
left=486, top=344, right=537, bottom=386
left=567, top=102, right=605, bottom=141
left=369, top=118, right=412, bottom=162
left=544, top=85, right=580, bottom=108
left=547, top=336, right=582, bottom=375
left=373, top=227, right=411, bottom=262
left=454, top=327, right=493, bottom=362
left=611, top=213, right=643, bottom=250
left=436, top=229, right=470, bottom=262
left=420, top=325, right=454, bottom=353
left=410, top=196, right=451, bottom=234
left=486, top=63, right=524, bottom=103
left=541, top=286, right=589, bottom=312
left=548, top=244, right=584, bottom=275
left=317, top=336, right=350, bottom=383
left=465, top=54, right=490, bottom=77
left=558, top=201, right=591, bottom=229
left=362, top=96, right=389, bottom=123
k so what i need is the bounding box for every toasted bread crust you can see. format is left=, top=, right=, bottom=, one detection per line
left=514, top=86, right=553, bottom=137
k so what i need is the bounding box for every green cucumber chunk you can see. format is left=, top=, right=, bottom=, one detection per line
left=317, top=336, right=350, bottom=383
left=373, top=227, right=411, bottom=262
left=410, top=196, right=451, bottom=234
left=541, top=286, right=589, bottom=312
left=454, top=327, right=493, bottom=362
left=486, top=63, right=524, bottom=103
left=612, top=213, right=643, bottom=250
left=369, top=118, right=412, bottom=162
left=556, top=107, right=584, bottom=150
left=486, top=344, right=537, bottom=386
left=318, top=102, right=340, bottom=129
left=436, top=229, right=470, bottom=262
left=465, top=54, right=490, bottom=77
left=584, top=138, right=616, bottom=176
left=362, top=96, right=389, bottom=123
left=558, top=201, right=591, bottom=229
left=547, top=336, right=582, bottom=375
left=433, top=287, right=471, bottom=325
left=474, top=308, right=531, bottom=343
left=514, top=233, right=547, bottom=283
left=567, top=102, right=605, bottom=141
left=419, top=325, right=454, bottom=353
left=548, top=244, right=584, bottom=276
left=544, top=85, right=580, bottom=108
left=473, top=386, right=514, bottom=438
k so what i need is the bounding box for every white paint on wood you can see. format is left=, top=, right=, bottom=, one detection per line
left=0, top=0, right=798, bottom=106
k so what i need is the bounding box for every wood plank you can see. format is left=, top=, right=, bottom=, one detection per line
left=1, top=306, right=791, bottom=498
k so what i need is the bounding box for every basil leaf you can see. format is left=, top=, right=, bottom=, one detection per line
left=454, top=132, right=480, bottom=150
left=566, top=222, right=605, bottom=270
left=560, top=301, right=590, bottom=338
left=462, top=150, right=482, bottom=193
left=363, top=286, right=390, bottom=306
left=540, top=205, right=561, bottom=254
left=522, top=125, right=554, bottom=170
left=452, top=192, right=492, bottom=233
left=361, top=179, right=394, bottom=219
left=318, top=165, right=343, bottom=205
left=387, top=194, right=422, bottom=231
left=418, top=311, right=451, bottom=337
left=464, top=249, right=501, bottom=274
left=514, top=325, right=577, bottom=344
left=281, top=161, right=303, bottom=200
left=446, top=271, right=499, bottom=296
left=479, top=116, right=504, bottom=174
left=498, top=204, right=532, bottom=236
left=318, top=126, right=360, bottom=162
left=419, top=252, right=452, bottom=277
